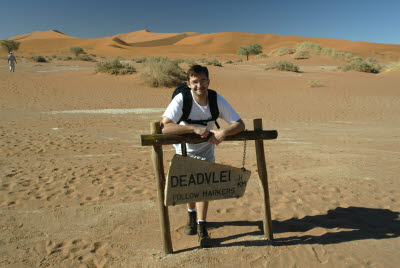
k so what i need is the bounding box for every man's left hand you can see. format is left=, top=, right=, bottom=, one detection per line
left=208, top=130, right=227, bottom=145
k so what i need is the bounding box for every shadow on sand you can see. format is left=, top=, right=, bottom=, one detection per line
left=174, top=206, right=400, bottom=253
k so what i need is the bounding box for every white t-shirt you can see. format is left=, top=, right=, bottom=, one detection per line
left=162, top=90, right=241, bottom=162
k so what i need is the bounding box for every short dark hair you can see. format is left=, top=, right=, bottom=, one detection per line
left=187, top=65, right=209, bottom=81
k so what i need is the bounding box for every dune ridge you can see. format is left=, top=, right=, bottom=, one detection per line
left=5, top=29, right=400, bottom=59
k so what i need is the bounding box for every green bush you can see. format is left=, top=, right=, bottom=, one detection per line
left=265, top=60, right=299, bottom=72
left=95, top=58, right=136, bottom=75
left=142, top=57, right=186, bottom=87
left=90, top=54, right=96, bottom=57
left=293, top=50, right=310, bottom=60
left=0, top=40, right=20, bottom=53
left=237, top=43, right=263, bottom=60
left=338, top=59, right=381, bottom=73
left=70, top=46, right=85, bottom=57
left=63, top=56, right=72, bottom=61
left=33, top=56, right=47, bottom=62
left=225, top=60, right=234, bottom=64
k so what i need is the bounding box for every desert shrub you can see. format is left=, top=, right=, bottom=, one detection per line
left=255, top=54, right=268, bottom=59
left=293, top=50, right=310, bottom=60
left=76, top=55, right=96, bottom=62
left=333, top=52, right=354, bottom=61
left=295, top=42, right=321, bottom=54
left=351, top=56, right=363, bottom=62
left=132, top=57, right=147, bottom=63
left=225, top=60, right=233, bottom=64
left=142, top=57, right=186, bottom=87
left=70, top=46, right=85, bottom=57
left=90, top=54, right=96, bottom=57
left=95, top=58, right=136, bottom=75
left=33, top=56, right=47, bottom=62
left=63, top=56, right=72, bottom=61
left=338, top=59, right=381, bottom=73
left=197, top=58, right=208, bottom=63
left=171, top=58, right=184, bottom=64
left=321, top=47, right=335, bottom=56
left=307, top=80, right=323, bottom=87
left=385, top=61, right=400, bottom=72
left=270, top=47, right=294, bottom=56
left=184, top=58, right=196, bottom=66
left=206, top=59, right=222, bottom=67
left=51, top=55, right=57, bottom=58
left=149, top=56, right=164, bottom=62
left=265, top=60, right=299, bottom=72
left=235, top=59, right=243, bottom=63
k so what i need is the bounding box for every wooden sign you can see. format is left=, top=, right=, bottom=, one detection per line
left=165, top=154, right=251, bottom=206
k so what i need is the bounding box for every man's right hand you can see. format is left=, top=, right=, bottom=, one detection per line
left=193, top=127, right=210, bottom=138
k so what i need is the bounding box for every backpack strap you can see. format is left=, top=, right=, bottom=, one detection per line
left=207, top=89, right=220, bottom=129
left=177, top=89, right=193, bottom=125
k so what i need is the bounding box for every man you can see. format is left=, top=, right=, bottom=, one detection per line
left=8, top=52, right=17, bottom=72
left=161, top=65, right=245, bottom=248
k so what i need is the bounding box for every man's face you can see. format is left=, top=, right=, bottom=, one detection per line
left=187, top=73, right=209, bottom=98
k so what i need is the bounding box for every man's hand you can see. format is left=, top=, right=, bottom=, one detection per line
left=208, top=129, right=227, bottom=145
left=193, top=127, right=210, bottom=138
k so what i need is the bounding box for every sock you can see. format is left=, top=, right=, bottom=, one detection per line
left=188, top=208, right=196, bottom=213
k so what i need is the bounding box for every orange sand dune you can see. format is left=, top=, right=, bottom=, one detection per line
left=6, top=30, right=400, bottom=60
left=10, top=30, right=75, bottom=41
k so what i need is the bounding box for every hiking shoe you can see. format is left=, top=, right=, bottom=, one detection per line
left=184, top=211, right=197, bottom=235
left=198, top=221, right=212, bottom=248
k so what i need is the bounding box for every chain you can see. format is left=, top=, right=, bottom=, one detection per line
left=242, top=130, right=247, bottom=170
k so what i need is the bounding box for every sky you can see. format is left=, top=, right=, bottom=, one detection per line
left=1, top=0, right=399, bottom=45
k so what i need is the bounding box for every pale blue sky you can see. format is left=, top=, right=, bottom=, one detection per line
left=1, top=0, right=399, bottom=44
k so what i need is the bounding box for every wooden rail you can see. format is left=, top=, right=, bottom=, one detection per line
left=141, top=130, right=278, bottom=146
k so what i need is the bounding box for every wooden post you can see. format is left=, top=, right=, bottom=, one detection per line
left=151, top=121, right=173, bottom=254
left=254, top=119, right=274, bottom=240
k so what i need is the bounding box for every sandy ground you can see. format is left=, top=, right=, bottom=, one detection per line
left=0, top=58, right=399, bottom=268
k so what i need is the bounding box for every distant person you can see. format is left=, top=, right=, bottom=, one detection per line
left=161, top=65, right=245, bottom=248
left=8, top=52, right=17, bottom=72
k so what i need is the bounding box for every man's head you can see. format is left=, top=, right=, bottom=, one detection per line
left=186, top=65, right=210, bottom=98
left=186, top=65, right=209, bottom=81
left=9, top=52, right=12, bottom=54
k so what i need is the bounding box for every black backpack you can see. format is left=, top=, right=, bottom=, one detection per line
left=172, top=83, right=220, bottom=129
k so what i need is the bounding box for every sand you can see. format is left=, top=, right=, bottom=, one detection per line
left=1, top=42, right=400, bottom=267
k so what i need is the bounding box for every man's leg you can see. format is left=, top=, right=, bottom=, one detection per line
left=184, top=203, right=197, bottom=235
left=196, top=201, right=212, bottom=248
left=196, top=201, right=208, bottom=221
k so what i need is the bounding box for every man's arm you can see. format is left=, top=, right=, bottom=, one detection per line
left=209, top=119, right=245, bottom=145
left=161, top=117, right=210, bottom=138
